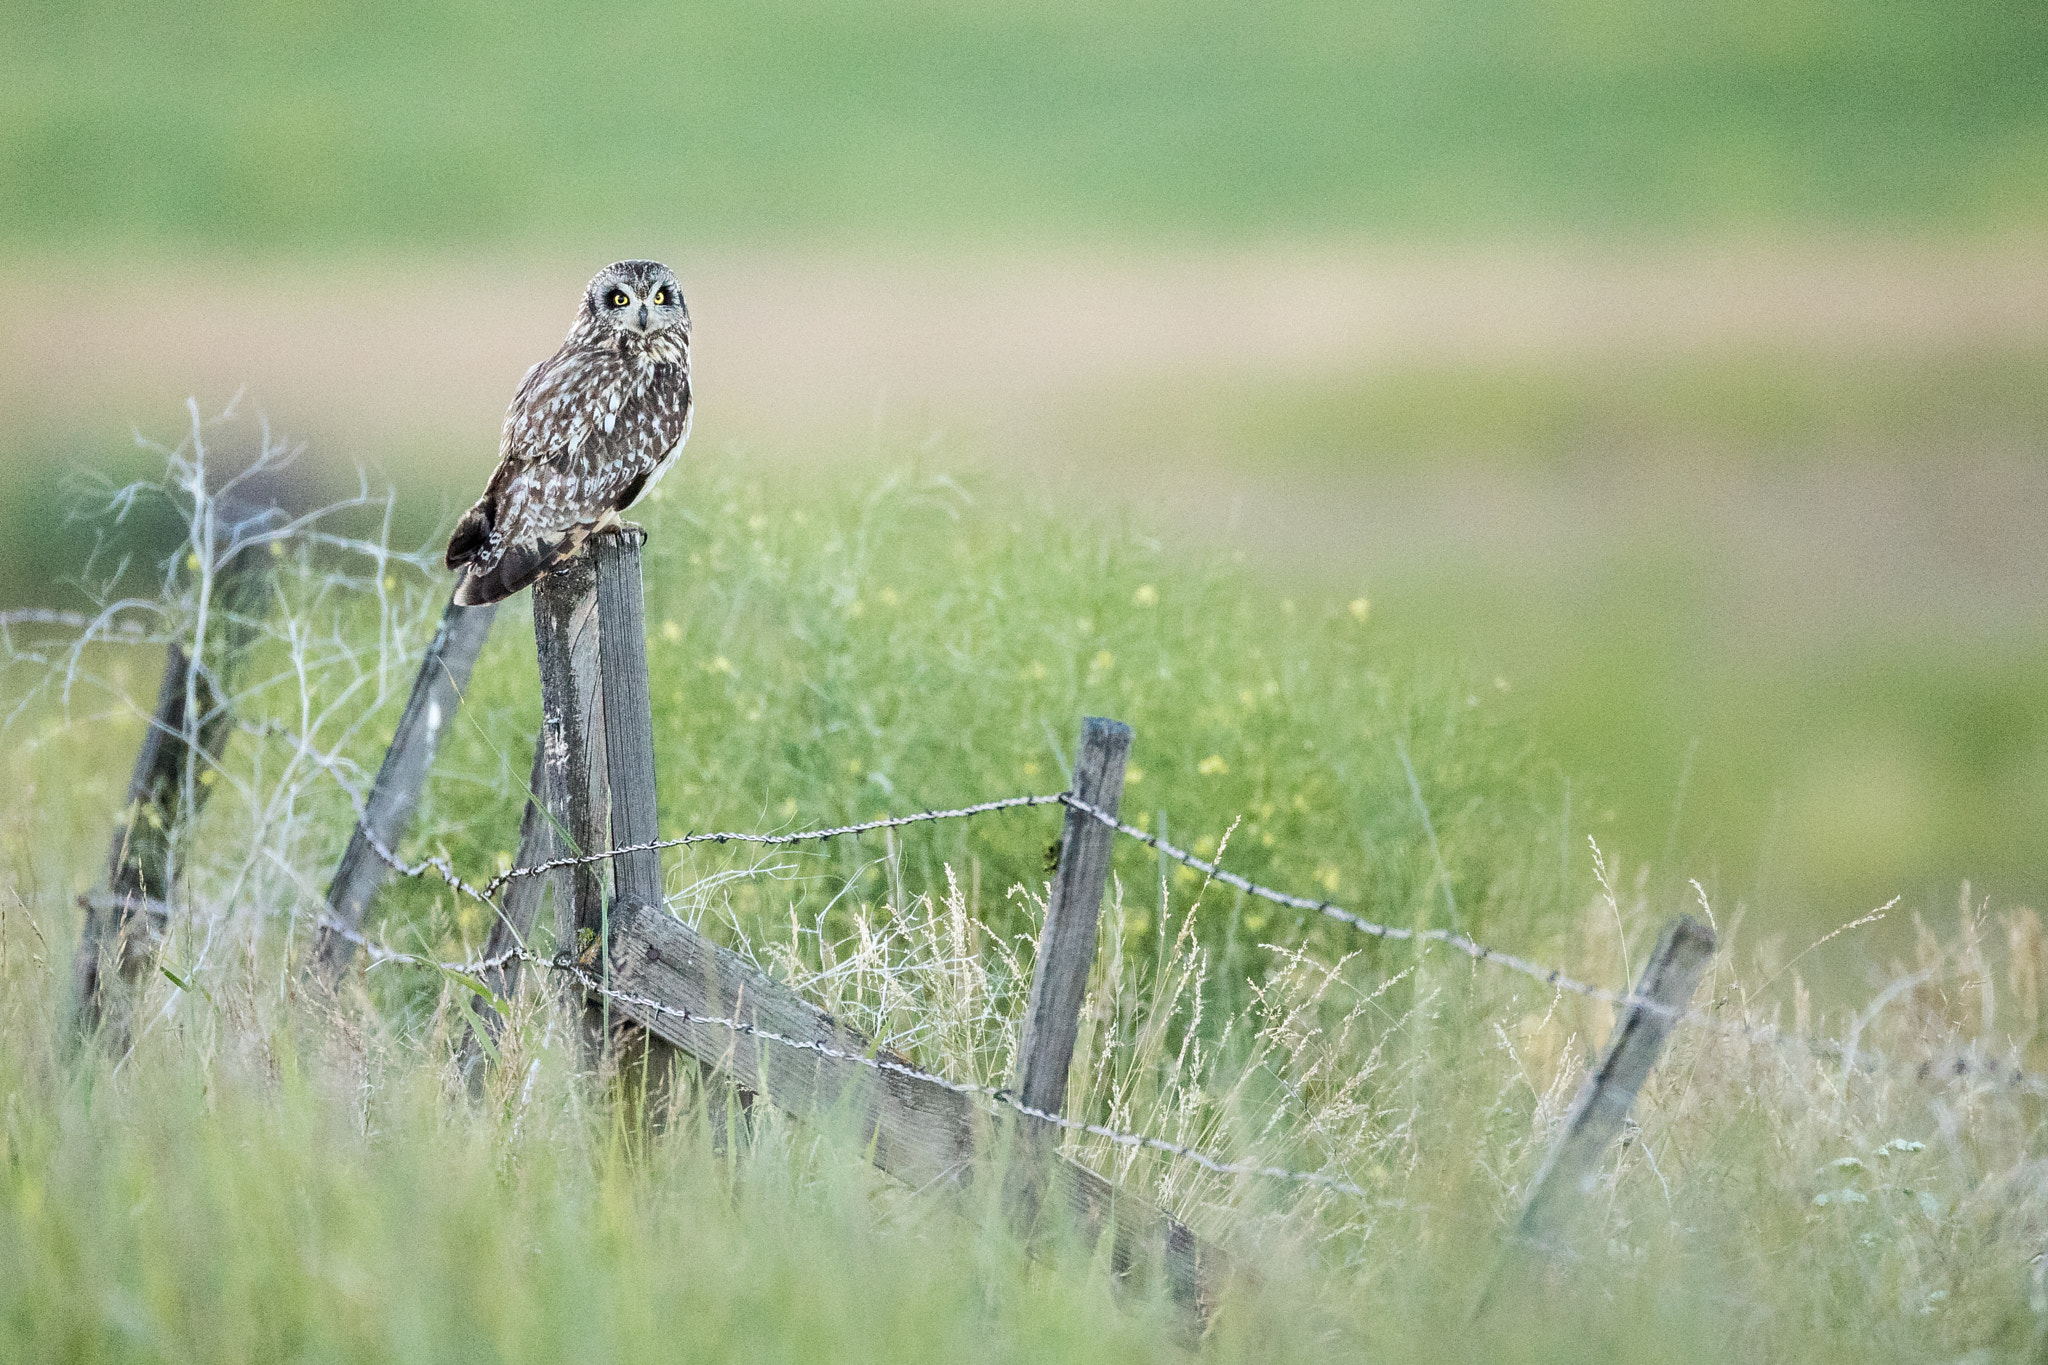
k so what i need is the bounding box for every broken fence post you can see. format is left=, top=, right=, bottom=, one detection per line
left=1474, top=913, right=1715, bottom=1316
left=590, top=527, right=693, bottom=1109
left=310, top=595, right=497, bottom=984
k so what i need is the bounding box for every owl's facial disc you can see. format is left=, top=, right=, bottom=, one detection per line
left=588, top=262, right=687, bottom=338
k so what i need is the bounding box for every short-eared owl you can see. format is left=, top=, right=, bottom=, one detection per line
left=446, top=259, right=693, bottom=605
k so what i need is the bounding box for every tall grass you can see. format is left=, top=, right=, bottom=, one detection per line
left=5, top=429, right=2048, bottom=1360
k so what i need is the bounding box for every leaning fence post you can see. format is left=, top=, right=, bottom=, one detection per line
left=310, top=595, right=497, bottom=984
left=1015, top=716, right=1133, bottom=1118
left=71, top=524, right=267, bottom=1043
left=1008, top=717, right=1133, bottom=1249
left=1474, top=914, right=1715, bottom=1316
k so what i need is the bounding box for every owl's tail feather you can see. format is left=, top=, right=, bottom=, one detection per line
left=452, top=540, right=552, bottom=606
left=450, top=527, right=593, bottom=606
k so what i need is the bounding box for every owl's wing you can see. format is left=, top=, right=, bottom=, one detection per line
left=447, top=351, right=692, bottom=606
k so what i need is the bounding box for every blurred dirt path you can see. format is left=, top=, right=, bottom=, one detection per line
left=4, top=237, right=2047, bottom=470
left=2, top=238, right=2044, bottom=656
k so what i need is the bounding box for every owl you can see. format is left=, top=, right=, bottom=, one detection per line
left=446, top=260, right=694, bottom=605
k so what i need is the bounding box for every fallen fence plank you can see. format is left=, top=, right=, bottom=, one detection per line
left=1474, top=914, right=1715, bottom=1316
left=600, top=897, right=1226, bottom=1320
left=310, top=596, right=497, bottom=983
left=72, top=528, right=267, bottom=1042
left=1015, top=716, right=1132, bottom=1117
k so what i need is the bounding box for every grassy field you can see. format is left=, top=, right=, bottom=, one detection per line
left=5, top=451, right=2048, bottom=1361
left=4, top=0, right=2047, bottom=251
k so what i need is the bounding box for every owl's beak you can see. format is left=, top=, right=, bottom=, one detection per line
left=636, top=303, right=650, bottom=332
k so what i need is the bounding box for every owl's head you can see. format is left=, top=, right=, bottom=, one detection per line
left=582, top=260, right=690, bottom=342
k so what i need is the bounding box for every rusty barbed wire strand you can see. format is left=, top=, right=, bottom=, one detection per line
left=1056, top=794, right=1675, bottom=1020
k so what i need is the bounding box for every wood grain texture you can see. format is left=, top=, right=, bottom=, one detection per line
left=601, top=897, right=1225, bottom=1320
left=311, top=596, right=498, bottom=982
left=593, top=528, right=662, bottom=912
left=1014, top=717, right=1132, bottom=1117
left=532, top=551, right=608, bottom=948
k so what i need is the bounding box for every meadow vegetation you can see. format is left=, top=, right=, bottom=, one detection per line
left=6, top=0, right=2047, bottom=249
left=5, top=439, right=2048, bottom=1360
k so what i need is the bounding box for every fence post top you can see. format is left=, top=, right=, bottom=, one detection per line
left=1079, top=715, right=1132, bottom=741
left=593, top=523, right=648, bottom=548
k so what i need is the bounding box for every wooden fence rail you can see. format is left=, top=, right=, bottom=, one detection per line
left=600, top=896, right=1225, bottom=1317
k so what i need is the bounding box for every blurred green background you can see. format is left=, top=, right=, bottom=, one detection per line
left=3, top=0, right=2046, bottom=948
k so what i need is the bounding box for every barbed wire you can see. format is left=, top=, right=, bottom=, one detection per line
left=1055, top=794, right=1684, bottom=1023
left=476, top=794, right=1069, bottom=900
left=1056, top=796, right=2048, bottom=1099
left=284, top=730, right=2048, bottom=1105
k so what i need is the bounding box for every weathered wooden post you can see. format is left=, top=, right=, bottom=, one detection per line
left=1473, top=914, right=1715, bottom=1317
left=71, top=529, right=266, bottom=1043
left=529, top=526, right=672, bottom=1073
left=592, top=530, right=663, bottom=919
left=310, top=596, right=497, bottom=984
left=474, top=744, right=554, bottom=1006
left=1015, top=716, right=1133, bottom=1116
left=530, top=541, right=610, bottom=1057
left=1006, top=718, right=1134, bottom=1255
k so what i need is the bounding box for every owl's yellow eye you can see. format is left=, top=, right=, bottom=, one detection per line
left=651, top=288, right=667, bottom=305
left=608, top=289, right=630, bottom=308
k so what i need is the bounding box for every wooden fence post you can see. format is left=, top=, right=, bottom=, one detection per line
left=1014, top=716, right=1132, bottom=1117
left=1006, top=717, right=1131, bottom=1241
left=310, top=596, right=497, bottom=984
left=71, top=533, right=266, bottom=1043
left=1474, top=914, right=1715, bottom=1317
left=531, top=545, right=609, bottom=1057
left=592, top=529, right=662, bottom=916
